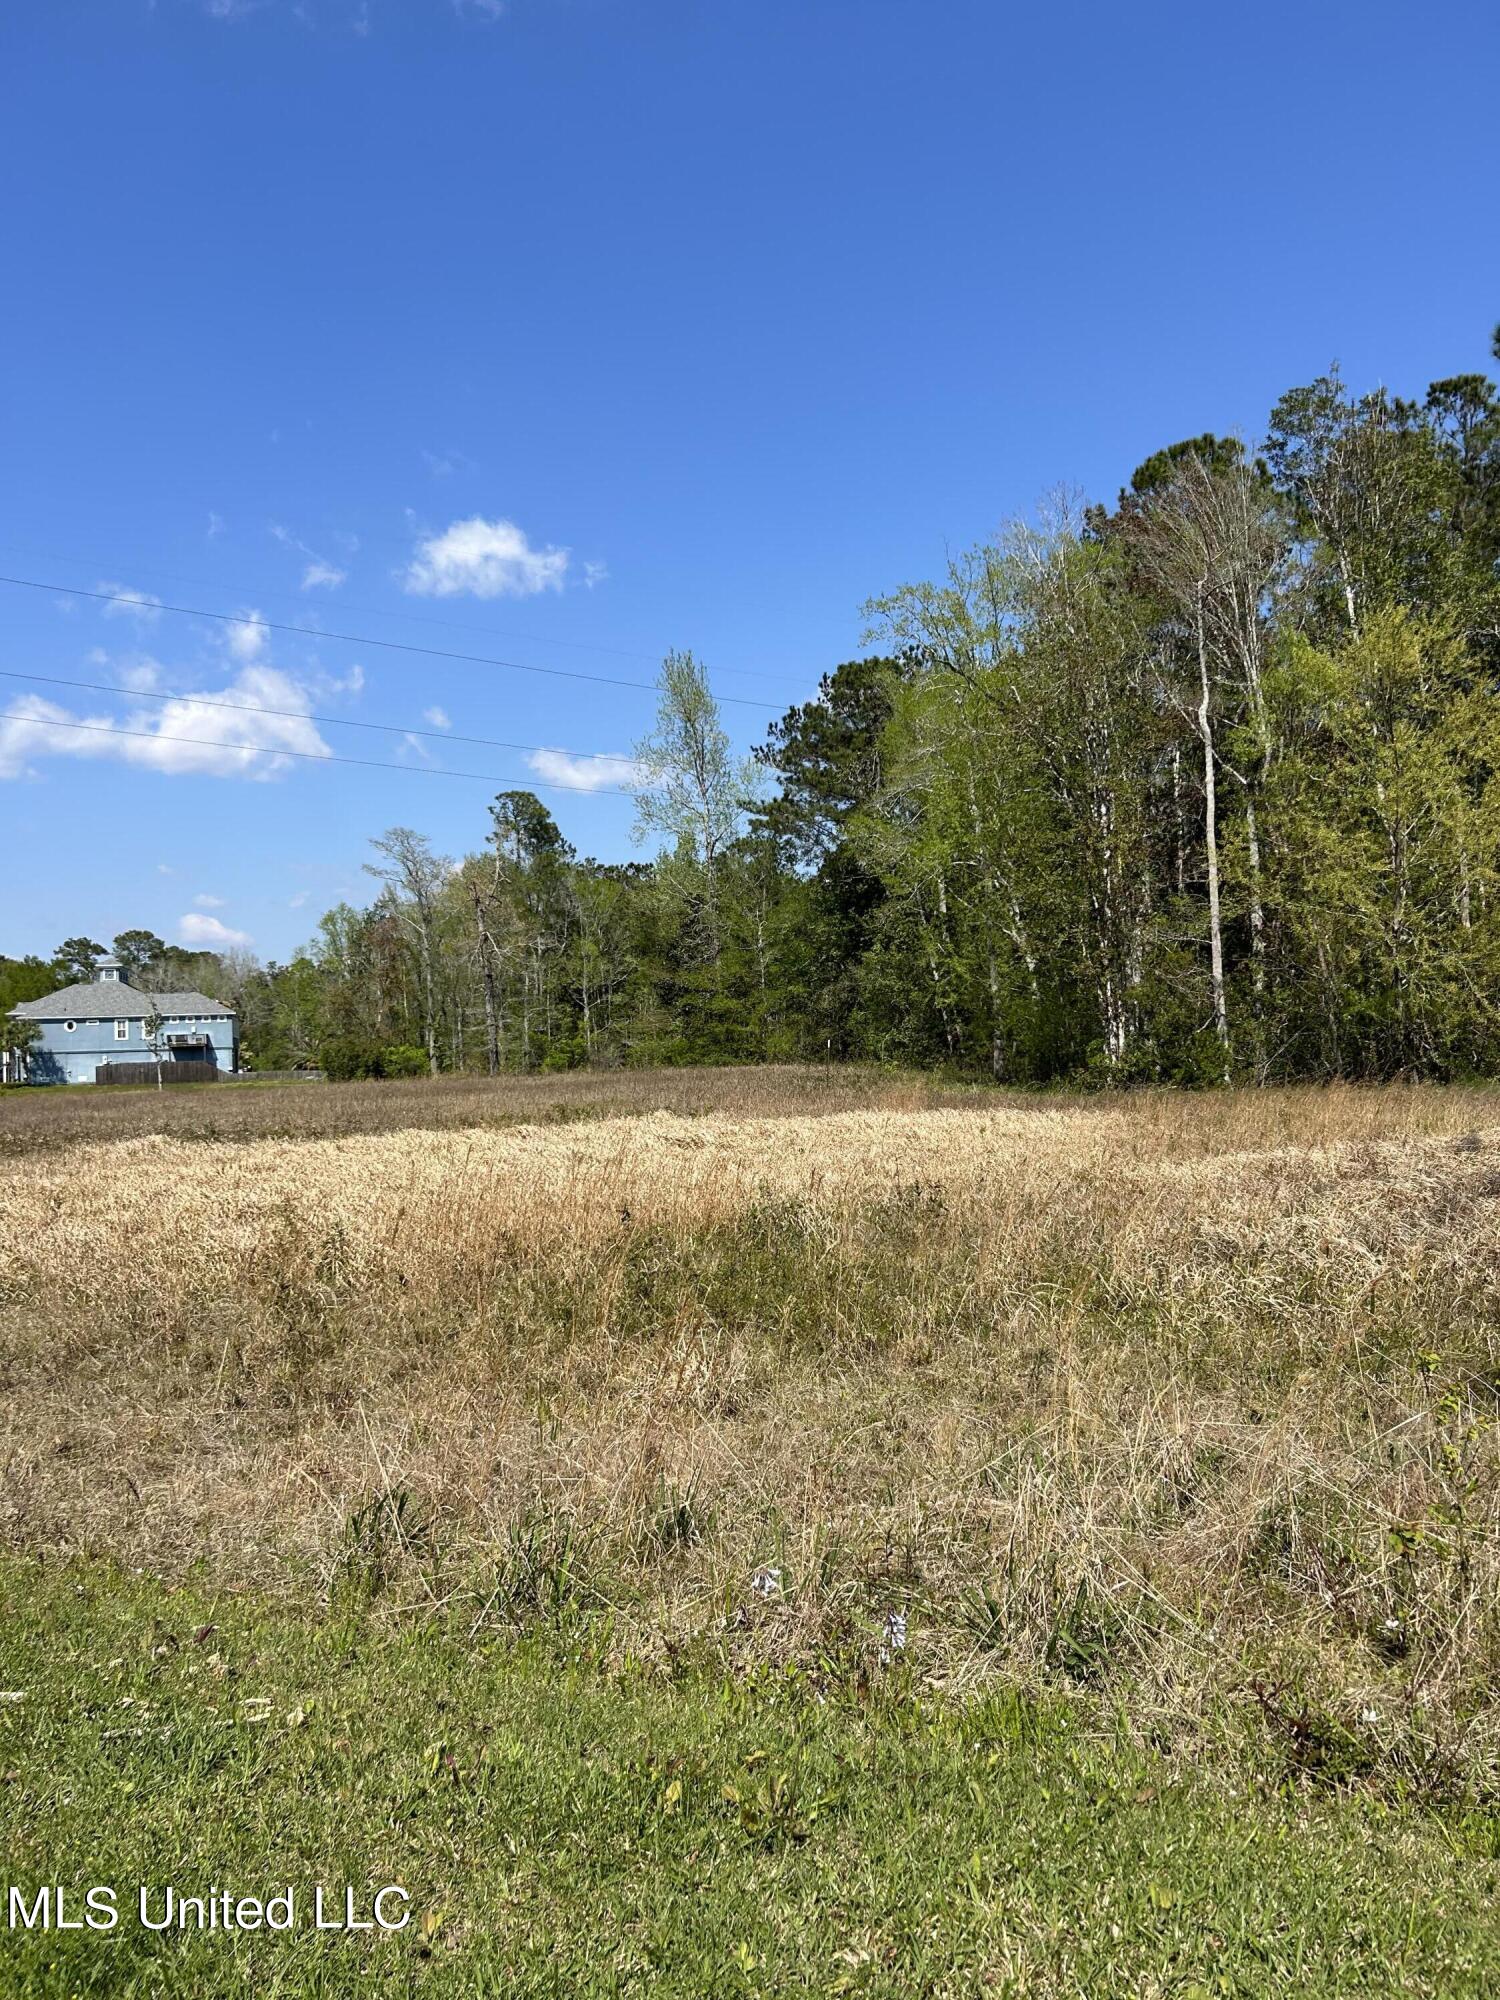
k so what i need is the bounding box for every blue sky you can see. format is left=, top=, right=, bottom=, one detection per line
left=3, top=0, right=1497, bottom=964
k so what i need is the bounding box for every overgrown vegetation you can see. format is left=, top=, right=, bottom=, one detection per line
left=0, top=1062, right=972, bottom=1157
left=4, top=1073, right=1499, bottom=1803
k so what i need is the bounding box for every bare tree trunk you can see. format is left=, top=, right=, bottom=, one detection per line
left=1242, top=793, right=1266, bottom=995
left=1195, top=587, right=1231, bottom=1074
left=986, top=953, right=1005, bottom=1080
left=471, top=883, right=500, bottom=1077
left=419, top=932, right=438, bottom=1076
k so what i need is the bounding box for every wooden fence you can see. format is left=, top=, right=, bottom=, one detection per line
left=94, top=1060, right=221, bottom=1087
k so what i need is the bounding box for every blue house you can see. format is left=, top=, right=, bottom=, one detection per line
left=6, top=955, right=239, bottom=1085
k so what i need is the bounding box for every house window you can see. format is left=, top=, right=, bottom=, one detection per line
left=64, top=1020, right=76, bottom=1032
left=115, top=1020, right=128, bottom=1040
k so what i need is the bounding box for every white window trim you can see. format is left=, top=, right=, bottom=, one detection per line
left=115, top=1019, right=128, bottom=1040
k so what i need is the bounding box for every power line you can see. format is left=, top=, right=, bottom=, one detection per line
left=4, top=712, right=641, bottom=798
left=0, top=573, right=784, bottom=710
left=0, top=540, right=799, bottom=687
left=0, top=668, right=638, bottom=765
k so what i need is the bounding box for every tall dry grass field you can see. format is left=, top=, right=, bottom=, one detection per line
left=4, top=1071, right=1498, bottom=1793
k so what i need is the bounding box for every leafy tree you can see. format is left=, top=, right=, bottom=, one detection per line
left=753, top=657, right=901, bottom=865
left=112, top=929, right=167, bottom=984
left=365, top=827, right=451, bottom=1077
left=0, top=955, right=62, bottom=1011
left=633, top=651, right=756, bottom=968
left=1, top=1009, right=40, bottom=1081
left=54, top=937, right=105, bottom=984
left=1128, top=432, right=1251, bottom=496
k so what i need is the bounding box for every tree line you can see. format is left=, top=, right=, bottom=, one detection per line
left=8, top=333, right=1500, bottom=1086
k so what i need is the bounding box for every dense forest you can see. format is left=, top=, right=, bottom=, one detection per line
left=8, top=335, right=1500, bottom=1086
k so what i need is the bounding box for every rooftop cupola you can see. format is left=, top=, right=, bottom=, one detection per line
left=96, top=955, right=123, bottom=983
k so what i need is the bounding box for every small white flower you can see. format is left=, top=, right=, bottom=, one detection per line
left=878, top=1609, right=908, bottom=1664
left=1383, top=1617, right=1401, bottom=1633
left=1360, top=1707, right=1380, bottom=1725
left=750, top=1565, right=782, bottom=1599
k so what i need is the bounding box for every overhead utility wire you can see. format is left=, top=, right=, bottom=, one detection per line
left=7, top=714, right=639, bottom=798
left=0, top=668, right=637, bottom=765
left=0, top=574, right=782, bottom=711
left=0, top=541, right=796, bottom=686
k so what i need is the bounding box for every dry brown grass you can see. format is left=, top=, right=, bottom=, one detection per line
left=3, top=1071, right=1499, bottom=1791
left=0, top=1061, right=981, bottom=1157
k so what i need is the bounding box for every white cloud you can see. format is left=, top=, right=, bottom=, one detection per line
left=99, top=582, right=162, bottom=624
left=454, top=0, right=506, bottom=17
left=583, top=560, right=609, bottom=590
left=193, top=893, right=226, bottom=909
left=157, top=863, right=175, bottom=876
left=117, top=659, right=163, bottom=693
left=224, top=610, right=269, bottom=663
left=403, top=517, right=568, bottom=599
left=527, top=747, right=642, bottom=793
left=179, top=912, right=252, bottom=947
left=0, top=666, right=333, bottom=783
left=288, top=890, right=309, bottom=909
left=271, top=523, right=348, bottom=592
left=422, top=447, right=474, bottom=478
left=310, top=662, right=364, bottom=700
left=422, top=706, right=451, bottom=729
left=206, top=511, right=225, bottom=540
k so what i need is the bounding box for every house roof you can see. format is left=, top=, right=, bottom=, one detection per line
left=11, top=978, right=235, bottom=1022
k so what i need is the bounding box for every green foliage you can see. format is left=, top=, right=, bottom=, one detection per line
left=379, top=1043, right=430, bottom=1078
left=6, top=1556, right=1500, bottom=1997
left=317, top=1036, right=430, bottom=1081
left=111, top=928, right=167, bottom=983
left=53, top=935, right=105, bottom=983
left=0, top=954, right=60, bottom=1012
left=22, top=326, right=1498, bottom=1092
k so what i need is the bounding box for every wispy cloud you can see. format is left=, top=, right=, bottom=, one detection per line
left=98, top=582, right=163, bottom=624
left=116, top=659, right=164, bottom=693
left=422, top=706, right=451, bottom=730
left=223, top=610, right=270, bottom=663
left=403, top=517, right=568, bottom=599
left=421, top=447, right=475, bottom=478
left=454, top=0, right=506, bottom=17
left=527, top=747, right=641, bottom=792
left=318, top=662, right=364, bottom=698
left=206, top=511, right=225, bottom=540
left=583, top=560, right=609, bottom=590
left=0, top=666, right=333, bottom=783
left=271, top=522, right=349, bottom=593
left=193, top=892, right=226, bottom=909
left=179, top=911, right=252, bottom=947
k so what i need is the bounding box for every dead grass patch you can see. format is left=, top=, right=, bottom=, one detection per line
left=3, top=1075, right=1498, bottom=1791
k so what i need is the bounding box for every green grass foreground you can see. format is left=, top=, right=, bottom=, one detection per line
left=3, top=1562, right=1498, bottom=1998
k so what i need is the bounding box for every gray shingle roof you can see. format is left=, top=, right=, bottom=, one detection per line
left=11, top=978, right=235, bottom=1022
